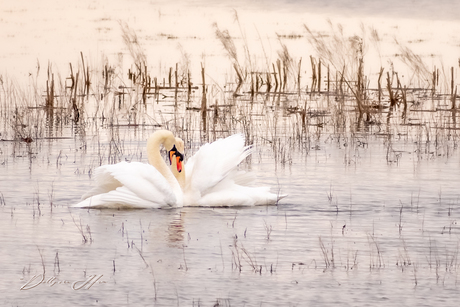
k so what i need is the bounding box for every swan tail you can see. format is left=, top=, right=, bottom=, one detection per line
left=81, top=165, right=122, bottom=200
left=187, top=183, right=283, bottom=207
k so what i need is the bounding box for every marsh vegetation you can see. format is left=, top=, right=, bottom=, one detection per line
left=1, top=4, right=460, bottom=306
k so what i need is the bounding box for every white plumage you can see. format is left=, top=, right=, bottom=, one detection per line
left=73, top=131, right=285, bottom=209
left=75, top=161, right=182, bottom=208
left=181, top=134, right=283, bottom=207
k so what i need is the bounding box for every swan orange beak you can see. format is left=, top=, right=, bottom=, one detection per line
left=176, top=156, right=183, bottom=173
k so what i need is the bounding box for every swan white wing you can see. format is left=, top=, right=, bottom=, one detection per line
left=74, top=161, right=178, bottom=208
left=75, top=186, right=172, bottom=209
left=192, top=182, right=281, bottom=207
left=185, top=134, right=253, bottom=198
left=108, top=162, right=178, bottom=205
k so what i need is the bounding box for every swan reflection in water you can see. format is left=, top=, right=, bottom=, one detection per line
left=73, top=130, right=286, bottom=209
left=167, top=211, right=185, bottom=245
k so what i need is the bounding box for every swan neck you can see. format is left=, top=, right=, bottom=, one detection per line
left=172, top=159, right=186, bottom=190
left=147, top=131, right=176, bottom=184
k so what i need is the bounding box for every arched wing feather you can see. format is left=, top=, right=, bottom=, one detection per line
left=77, top=161, right=177, bottom=208
left=185, top=134, right=253, bottom=197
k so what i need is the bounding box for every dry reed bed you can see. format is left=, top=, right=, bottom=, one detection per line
left=0, top=21, right=458, bottom=159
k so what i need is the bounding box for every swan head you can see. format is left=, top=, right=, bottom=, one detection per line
left=147, top=130, right=182, bottom=173
left=169, top=144, right=184, bottom=173
left=170, top=137, right=186, bottom=189
left=171, top=137, right=185, bottom=173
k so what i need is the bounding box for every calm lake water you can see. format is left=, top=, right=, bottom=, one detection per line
left=1, top=0, right=460, bottom=306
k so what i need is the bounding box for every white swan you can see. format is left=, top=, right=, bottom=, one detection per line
left=171, top=134, right=285, bottom=207
left=73, top=130, right=184, bottom=208
left=73, top=130, right=285, bottom=209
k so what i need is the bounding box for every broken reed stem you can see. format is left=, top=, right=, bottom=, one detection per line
left=297, top=58, right=302, bottom=94
left=86, top=64, right=90, bottom=95
left=104, top=64, right=109, bottom=91
left=68, top=63, right=75, bottom=90
left=250, top=72, right=255, bottom=97
left=73, top=71, right=80, bottom=122
left=187, top=70, right=191, bottom=101
left=46, top=77, right=54, bottom=109
left=201, top=63, right=206, bottom=111
left=451, top=66, right=457, bottom=110
left=259, top=73, right=264, bottom=92
left=318, top=236, right=331, bottom=270
left=272, top=63, right=278, bottom=93
left=80, top=52, right=86, bottom=89
left=432, top=67, right=439, bottom=95
left=402, top=85, right=407, bottom=117
left=175, top=62, right=178, bottom=102
left=265, top=71, right=271, bottom=93
left=142, top=64, right=150, bottom=104
left=396, top=73, right=407, bottom=116
left=150, top=264, right=157, bottom=300
left=80, top=52, right=90, bottom=96
left=317, top=58, right=321, bottom=92
left=283, top=60, right=287, bottom=92
left=233, top=63, right=244, bottom=96
left=452, top=86, right=457, bottom=110
left=356, top=55, right=365, bottom=113
left=70, top=212, right=88, bottom=243
left=378, top=67, right=384, bottom=103
left=310, top=56, right=317, bottom=95
left=340, top=72, right=366, bottom=116
left=399, top=202, right=404, bottom=236
left=339, top=65, right=345, bottom=97
left=37, top=246, right=46, bottom=275
left=54, top=252, right=60, bottom=274
left=201, top=62, right=207, bottom=131
left=276, top=59, right=282, bottom=92
left=387, top=71, right=396, bottom=108
left=133, top=244, right=149, bottom=268
left=0, top=192, right=5, bottom=206
left=46, top=63, right=54, bottom=108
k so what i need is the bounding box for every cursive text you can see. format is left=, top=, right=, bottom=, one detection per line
left=20, top=274, right=105, bottom=290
